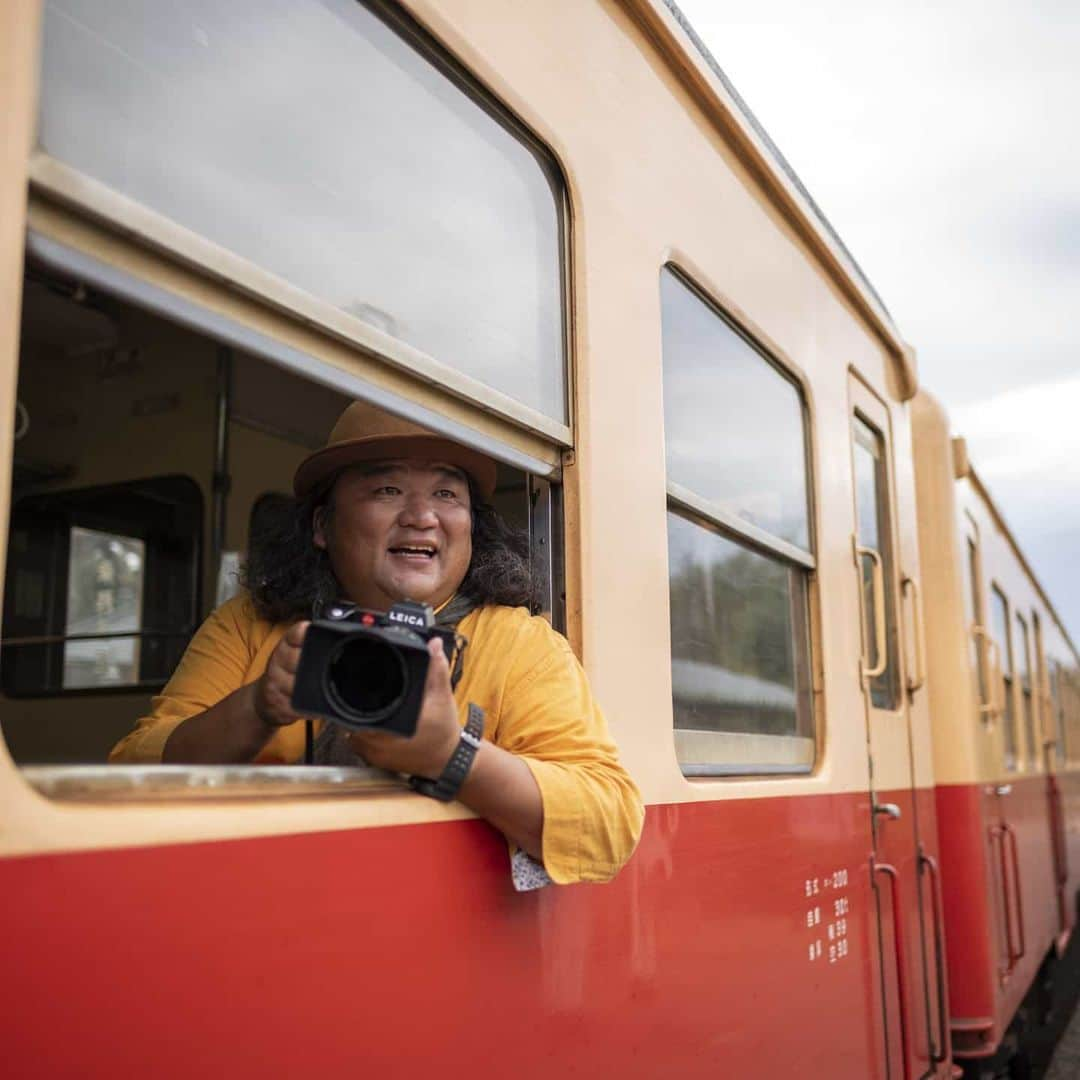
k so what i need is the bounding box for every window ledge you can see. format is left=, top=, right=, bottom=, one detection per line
left=21, top=764, right=405, bottom=803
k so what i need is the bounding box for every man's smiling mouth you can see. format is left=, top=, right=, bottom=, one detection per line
left=388, top=545, right=437, bottom=560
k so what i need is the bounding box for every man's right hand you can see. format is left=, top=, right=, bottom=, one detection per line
left=163, top=620, right=311, bottom=764
left=253, top=621, right=310, bottom=729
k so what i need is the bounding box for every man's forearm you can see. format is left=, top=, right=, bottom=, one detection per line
left=457, top=742, right=544, bottom=860
left=162, top=683, right=274, bottom=764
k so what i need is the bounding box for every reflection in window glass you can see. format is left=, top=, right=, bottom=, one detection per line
left=660, top=269, right=809, bottom=550
left=852, top=417, right=899, bottom=710
left=39, top=0, right=566, bottom=421
left=667, top=513, right=813, bottom=766
left=991, top=586, right=1017, bottom=770
left=63, top=527, right=145, bottom=689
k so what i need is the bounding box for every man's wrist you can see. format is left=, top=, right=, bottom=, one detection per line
left=248, top=680, right=280, bottom=732
left=410, top=705, right=485, bottom=802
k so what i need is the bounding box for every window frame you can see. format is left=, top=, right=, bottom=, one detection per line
left=850, top=409, right=902, bottom=713
left=1, top=474, right=204, bottom=699
left=2, top=254, right=566, bottom=792
left=660, top=263, right=818, bottom=779
left=30, top=0, right=574, bottom=445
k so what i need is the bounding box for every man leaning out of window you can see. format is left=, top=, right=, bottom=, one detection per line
left=110, top=402, right=644, bottom=889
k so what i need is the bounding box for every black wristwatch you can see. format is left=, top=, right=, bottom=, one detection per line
left=409, top=704, right=485, bottom=802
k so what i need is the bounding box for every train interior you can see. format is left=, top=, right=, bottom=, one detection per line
left=0, top=263, right=535, bottom=765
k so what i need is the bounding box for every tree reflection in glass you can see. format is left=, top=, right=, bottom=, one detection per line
left=667, top=512, right=811, bottom=740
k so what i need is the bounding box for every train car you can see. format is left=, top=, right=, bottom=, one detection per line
left=2, top=1, right=1063, bottom=1077
left=913, top=392, right=1080, bottom=1075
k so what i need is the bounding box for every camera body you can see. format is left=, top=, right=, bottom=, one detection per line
left=291, top=600, right=459, bottom=736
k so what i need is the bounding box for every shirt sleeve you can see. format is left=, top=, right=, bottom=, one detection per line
left=492, top=621, right=644, bottom=885
left=108, top=597, right=262, bottom=764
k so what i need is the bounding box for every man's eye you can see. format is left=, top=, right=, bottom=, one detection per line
left=436, top=488, right=461, bottom=500
left=375, top=485, right=402, bottom=496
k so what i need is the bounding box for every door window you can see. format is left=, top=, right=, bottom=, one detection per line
left=1015, top=613, right=1036, bottom=768
left=852, top=416, right=899, bottom=710
left=991, top=586, right=1017, bottom=771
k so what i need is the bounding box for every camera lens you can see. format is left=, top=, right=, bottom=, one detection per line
left=325, top=636, right=408, bottom=723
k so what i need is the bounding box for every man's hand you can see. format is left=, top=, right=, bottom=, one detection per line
left=253, top=621, right=309, bottom=730
left=163, top=620, right=310, bottom=764
left=350, top=635, right=544, bottom=860
left=348, top=636, right=461, bottom=777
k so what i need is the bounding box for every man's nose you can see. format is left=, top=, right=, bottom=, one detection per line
left=398, top=493, right=438, bottom=527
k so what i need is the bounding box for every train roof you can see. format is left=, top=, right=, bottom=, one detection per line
left=661, top=1, right=892, bottom=321
left=960, top=449, right=1080, bottom=662
left=644, top=0, right=916, bottom=397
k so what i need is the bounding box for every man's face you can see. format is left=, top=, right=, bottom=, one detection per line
left=314, top=460, right=473, bottom=611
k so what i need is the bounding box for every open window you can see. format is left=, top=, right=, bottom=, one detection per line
left=10, top=0, right=570, bottom=784
left=1, top=265, right=562, bottom=773
left=659, top=266, right=815, bottom=777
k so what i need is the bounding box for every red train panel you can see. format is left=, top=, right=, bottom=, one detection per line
left=937, top=775, right=1061, bottom=1059
left=0, top=794, right=895, bottom=1079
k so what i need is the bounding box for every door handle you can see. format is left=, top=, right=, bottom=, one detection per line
left=989, top=825, right=1015, bottom=979
left=1003, top=823, right=1026, bottom=963
left=854, top=538, right=887, bottom=680
left=990, top=823, right=1026, bottom=977
left=873, top=860, right=911, bottom=1080
left=902, top=574, right=926, bottom=694
left=874, top=802, right=902, bottom=820
left=918, top=848, right=950, bottom=1067
left=972, top=625, right=1001, bottom=722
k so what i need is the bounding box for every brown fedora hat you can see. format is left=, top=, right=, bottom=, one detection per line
left=293, top=401, right=498, bottom=500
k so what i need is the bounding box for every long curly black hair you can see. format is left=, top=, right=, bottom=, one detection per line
left=242, top=477, right=535, bottom=624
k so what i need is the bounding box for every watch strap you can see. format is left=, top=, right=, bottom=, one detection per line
left=409, top=704, right=485, bottom=802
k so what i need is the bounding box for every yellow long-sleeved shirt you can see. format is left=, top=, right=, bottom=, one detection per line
left=110, top=596, right=643, bottom=884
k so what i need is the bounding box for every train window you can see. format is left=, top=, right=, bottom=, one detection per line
left=963, top=535, right=988, bottom=713
left=64, top=527, right=146, bottom=689
left=852, top=417, right=900, bottom=710
left=1015, top=614, right=1037, bottom=769
left=1, top=477, right=202, bottom=699
left=660, top=267, right=814, bottom=776
left=38, top=0, right=567, bottom=424
left=1070, top=670, right=1080, bottom=767
left=990, top=586, right=1018, bottom=771
left=2, top=266, right=554, bottom=771
left=660, top=269, right=809, bottom=550
left=1050, top=660, right=1068, bottom=766
left=1032, top=612, right=1055, bottom=767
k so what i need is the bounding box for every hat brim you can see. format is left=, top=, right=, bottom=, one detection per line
left=293, top=434, right=498, bottom=500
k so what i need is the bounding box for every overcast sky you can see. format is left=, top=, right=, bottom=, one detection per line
left=676, top=0, right=1080, bottom=642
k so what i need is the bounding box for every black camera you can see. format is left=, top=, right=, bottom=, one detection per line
left=291, top=600, right=462, bottom=736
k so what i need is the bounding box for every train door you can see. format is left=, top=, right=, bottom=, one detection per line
left=849, top=375, right=938, bottom=1080
left=987, top=585, right=1029, bottom=986
left=962, top=515, right=1015, bottom=987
